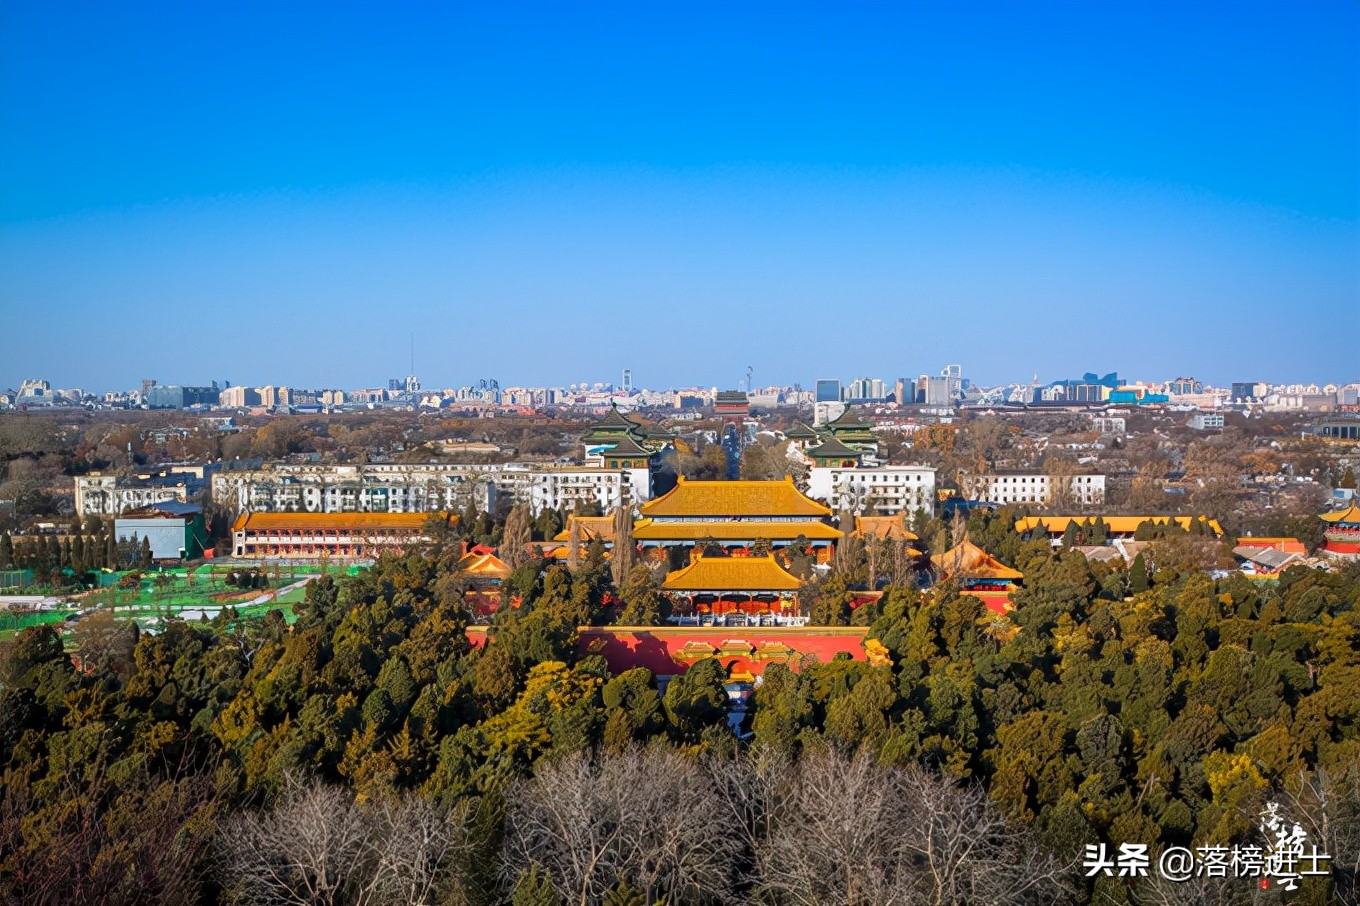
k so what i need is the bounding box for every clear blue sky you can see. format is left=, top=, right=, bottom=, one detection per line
left=1, top=0, right=1356, bottom=392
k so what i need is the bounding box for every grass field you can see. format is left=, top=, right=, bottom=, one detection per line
left=0, top=562, right=362, bottom=640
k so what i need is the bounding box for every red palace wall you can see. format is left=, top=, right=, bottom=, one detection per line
left=465, top=625, right=872, bottom=677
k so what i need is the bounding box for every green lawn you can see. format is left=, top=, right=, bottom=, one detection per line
left=0, top=609, right=78, bottom=641
left=2, top=562, right=361, bottom=641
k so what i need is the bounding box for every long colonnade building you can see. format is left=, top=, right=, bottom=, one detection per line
left=230, top=512, right=451, bottom=559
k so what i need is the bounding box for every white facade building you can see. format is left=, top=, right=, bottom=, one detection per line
left=1188, top=413, right=1225, bottom=430
left=806, top=465, right=936, bottom=516
left=960, top=473, right=1106, bottom=507
left=75, top=474, right=189, bottom=516
left=212, top=461, right=652, bottom=517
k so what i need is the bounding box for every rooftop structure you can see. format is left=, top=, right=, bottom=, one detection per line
left=1320, top=503, right=1360, bottom=559
left=634, top=476, right=838, bottom=561
left=230, top=511, right=450, bottom=560
left=930, top=538, right=1023, bottom=614
left=1014, top=515, right=1225, bottom=539
left=661, top=554, right=803, bottom=622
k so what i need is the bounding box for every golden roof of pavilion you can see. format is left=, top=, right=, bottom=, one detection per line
left=852, top=514, right=920, bottom=542
left=932, top=539, right=1024, bottom=582
left=1319, top=503, right=1360, bottom=524
left=640, top=476, right=832, bottom=519
left=456, top=550, right=512, bottom=579
left=551, top=514, right=617, bottom=544
left=662, top=554, right=803, bottom=592
left=632, top=519, right=842, bottom=542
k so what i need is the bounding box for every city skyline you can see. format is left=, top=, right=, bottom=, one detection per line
left=2, top=1, right=1357, bottom=390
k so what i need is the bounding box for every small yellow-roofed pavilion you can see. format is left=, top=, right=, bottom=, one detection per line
left=662, top=554, right=802, bottom=619
left=931, top=538, right=1023, bottom=614
left=1320, top=502, right=1360, bottom=558
left=852, top=514, right=920, bottom=542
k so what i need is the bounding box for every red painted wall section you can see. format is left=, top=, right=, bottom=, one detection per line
left=465, top=626, right=871, bottom=676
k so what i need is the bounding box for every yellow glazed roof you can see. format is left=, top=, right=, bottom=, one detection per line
left=852, top=515, right=920, bottom=542
left=662, top=554, right=803, bottom=592
left=632, top=519, right=842, bottom=541
left=551, top=514, right=617, bottom=542
left=932, top=539, right=1024, bottom=581
left=1320, top=503, right=1360, bottom=524
left=640, top=476, right=832, bottom=519
left=1014, top=515, right=1224, bottom=537
left=232, top=511, right=448, bottom=532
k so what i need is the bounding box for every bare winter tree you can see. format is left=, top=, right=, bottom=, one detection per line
left=367, top=793, right=474, bottom=906
left=217, top=775, right=472, bottom=906
left=501, top=505, right=533, bottom=570
left=502, top=748, right=737, bottom=905
left=746, top=749, right=1073, bottom=906
left=751, top=749, right=924, bottom=906
left=217, top=778, right=372, bottom=906
left=1272, top=768, right=1360, bottom=906
left=609, top=505, right=635, bottom=587
left=896, top=763, right=1076, bottom=905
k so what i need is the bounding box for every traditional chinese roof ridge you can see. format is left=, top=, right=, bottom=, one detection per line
left=1320, top=503, right=1360, bottom=524
left=826, top=408, right=873, bottom=430
left=231, top=511, right=450, bottom=533
left=457, top=551, right=513, bottom=578
left=804, top=436, right=862, bottom=458
left=602, top=435, right=650, bottom=457
left=852, top=514, right=920, bottom=542
left=596, top=403, right=641, bottom=429
left=662, top=554, right=803, bottom=592
left=1013, top=515, right=1225, bottom=537
left=640, top=476, right=833, bottom=519
left=715, top=390, right=749, bottom=402
left=551, top=514, right=617, bottom=543
left=784, top=422, right=819, bottom=439
left=632, top=519, right=843, bottom=541
left=931, top=538, right=1024, bottom=582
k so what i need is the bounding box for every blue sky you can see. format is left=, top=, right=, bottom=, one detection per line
left=1, top=0, right=1356, bottom=392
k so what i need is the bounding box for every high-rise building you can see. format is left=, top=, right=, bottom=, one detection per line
left=815, top=379, right=842, bottom=403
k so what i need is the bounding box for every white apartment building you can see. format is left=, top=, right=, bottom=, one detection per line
left=806, top=465, right=937, bottom=516
left=960, top=473, right=1106, bottom=507
left=526, top=466, right=650, bottom=514
left=1188, top=413, right=1225, bottom=430
left=212, top=461, right=652, bottom=517
left=75, top=474, right=189, bottom=516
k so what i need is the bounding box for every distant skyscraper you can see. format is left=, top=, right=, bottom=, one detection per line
left=815, top=379, right=842, bottom=403
left=622, top=369, right=633, bottom=392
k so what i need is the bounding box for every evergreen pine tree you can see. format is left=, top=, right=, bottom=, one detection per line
left=1129, top=553, right=1149, bottom=594
left=71, top=533, right=85, bottom=573
left=59, top=538, right=72, bottom=571
left=104, top=533, right=117, bottom=570
left=1092, top=516, right=1109, bottom=545
left=0, top=534, right=12, bottom=570
left=139, top=536, right=153, bottom=569
left=510, top=865, right=559, bottom=906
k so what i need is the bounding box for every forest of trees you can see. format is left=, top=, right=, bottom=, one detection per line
left=2, top=512, right=1359, bottom=904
